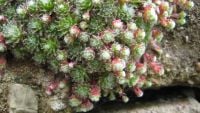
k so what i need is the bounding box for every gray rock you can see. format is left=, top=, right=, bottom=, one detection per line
left=8, top=84, right=38, bottom=113
left=91, top=97, right=200, bottom=113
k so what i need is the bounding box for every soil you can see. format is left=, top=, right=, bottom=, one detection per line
left=0, top=59, right=72, bottom=113
left=146, top=0, right=200, bottom=87
left=0, top=1, right=200, bottom=113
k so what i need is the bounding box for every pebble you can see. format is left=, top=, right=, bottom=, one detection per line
left=8, top=84, right=38, bottom=113
left=196, top=62, right=200, bottom=72
left=185, top=36, right=189, bottom=43
left=48, top=96, right=67, bottom=111
left=187, top=80, right=194, bottom=85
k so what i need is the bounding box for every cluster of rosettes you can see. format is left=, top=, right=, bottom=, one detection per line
left=0, top=0, right=194, bottom=112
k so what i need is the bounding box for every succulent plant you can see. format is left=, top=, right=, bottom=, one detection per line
left=71, top=65, right=89, bottom=83
left=0, top=0, right=194, bottom=112
left=2, top=22, right=22, bottom=44
left=89, top=85, right=101, bottom=102
left=38, top=0, right=54, bottom=11
left=68, top=95, right=82, bottom=107
left=74, top=84, right=90, bottom=99
left=75, top=0, right=92, bottom=10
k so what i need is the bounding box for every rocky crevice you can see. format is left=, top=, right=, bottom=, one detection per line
left=0, top=1, right=200, bottom=113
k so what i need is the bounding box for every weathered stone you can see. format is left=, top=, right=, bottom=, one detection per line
left=91, top=97, right=200, bottom=113
left=8, top=84, right=38, bottom=113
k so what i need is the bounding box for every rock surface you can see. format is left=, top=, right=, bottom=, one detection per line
left=8, top=84, right=38, bottom=113
left=148, top=0, right=200, bottom=87
left=90, top=97, right=200, bottom=113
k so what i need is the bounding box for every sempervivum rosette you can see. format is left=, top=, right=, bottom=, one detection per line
left=0, top=0, right=194, bottom=112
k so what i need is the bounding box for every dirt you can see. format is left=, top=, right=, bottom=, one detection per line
left=147, top=0, right=200, bottom=87
left=0, top=60, right=51, bottom=113
left=0, top=1, right=200, bottom=113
